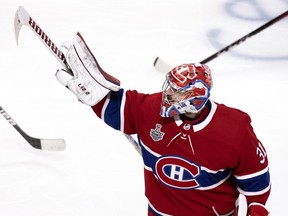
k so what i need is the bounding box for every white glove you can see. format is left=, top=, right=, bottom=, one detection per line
left=56, top=32, right=121, bottom=106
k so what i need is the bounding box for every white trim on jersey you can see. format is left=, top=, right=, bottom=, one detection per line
left=172, top=100, right=218, bottom=132
left=237, top=182, right=271, bottom=196
left=101, top=92, right=111, bottom=120
left=196, top=173, right=231, bottom=190
left=120, top=91, right=127, bottom=132
left=234, top=166, right=269, bottom=180
left=193, top=100, right=218, bottom=132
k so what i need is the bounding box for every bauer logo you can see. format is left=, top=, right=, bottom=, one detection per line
left=155, top=156, right=200, bottom=189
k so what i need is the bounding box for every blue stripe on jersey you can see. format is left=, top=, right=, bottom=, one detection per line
left=235, top=169, right=270, bottom=194
left=148, top=205, right=162, bottom=216
left=140, top=140, right=231, bottom=190
left=103, top=89, right=124, bottom=130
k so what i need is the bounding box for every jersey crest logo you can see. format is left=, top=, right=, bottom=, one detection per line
left=150, top=124, right=165, bottom=141
left=155, top=156, right=200, bottom=189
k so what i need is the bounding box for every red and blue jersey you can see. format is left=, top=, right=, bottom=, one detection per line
left=92, top=89, right=271, bottom=216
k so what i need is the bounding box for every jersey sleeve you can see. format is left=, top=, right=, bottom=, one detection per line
left=92, top=89, right=124, bottom=130
left=91, top=89, right=151, bottom=134
left=232, top=116, right=271, bottom=206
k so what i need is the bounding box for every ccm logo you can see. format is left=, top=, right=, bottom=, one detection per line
left=155, top=156, right=200, bottom=189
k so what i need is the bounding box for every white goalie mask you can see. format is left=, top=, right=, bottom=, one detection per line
left=160, top=63, right=212, bottom=117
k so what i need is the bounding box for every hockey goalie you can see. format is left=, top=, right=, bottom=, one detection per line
left=56, top=32, right=271, bottom=216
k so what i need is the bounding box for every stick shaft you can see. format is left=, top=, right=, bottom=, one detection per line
left=200, top=10, right=288, bottom=64
left=15, top=6, right=140, bottom=154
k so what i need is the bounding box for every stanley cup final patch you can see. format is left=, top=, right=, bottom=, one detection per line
left=150, top=124, right=165, bottom=141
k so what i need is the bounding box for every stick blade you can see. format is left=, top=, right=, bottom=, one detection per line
left=14, top=6, right=31, bottom=45
left=14, top=6, right=25, bottom=45
left=40, top=138, right=66, bottom=151
left=15, top=125, right=66, bottom=151
left=153, top=57, right=173, bottom=74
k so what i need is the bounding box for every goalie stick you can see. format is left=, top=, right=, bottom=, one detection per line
left=14, top=6, right=141, bottom=155
left=0, top=106, right=65, bottom=151
left=154, top=9, right=288, bottom=73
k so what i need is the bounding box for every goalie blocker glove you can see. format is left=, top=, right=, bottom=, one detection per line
left=56, top=32, right=121, bottom=106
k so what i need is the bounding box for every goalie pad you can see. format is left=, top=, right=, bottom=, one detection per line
left=56, top=32, right=121, bottom=106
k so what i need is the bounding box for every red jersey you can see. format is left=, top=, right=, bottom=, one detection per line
left=92, top=89, right=271, bottom=216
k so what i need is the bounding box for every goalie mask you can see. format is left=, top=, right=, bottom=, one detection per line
left=160, top=63, right=212, bottom=117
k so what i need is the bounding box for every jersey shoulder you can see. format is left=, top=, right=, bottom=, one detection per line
left=209, top=101, right=253, bottom=143
left=214, top=101, right=251, bottom=125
